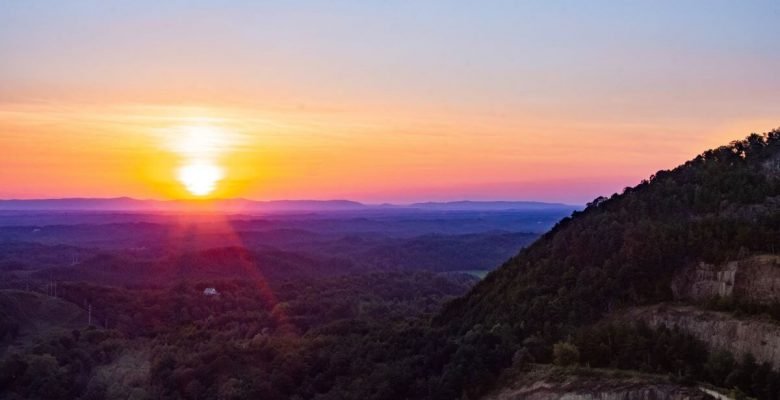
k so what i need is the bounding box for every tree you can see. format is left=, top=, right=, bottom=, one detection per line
left=552, top=342, right=580, bottom=367
left=705, top=350, right=735, bottom=386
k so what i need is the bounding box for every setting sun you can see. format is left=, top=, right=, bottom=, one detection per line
left=177, top=161, right=223, bottom=196
left=166, top=124, right=237, bottom=197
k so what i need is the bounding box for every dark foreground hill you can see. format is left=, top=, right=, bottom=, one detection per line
left=440, top=131, right=780, bottom=326
left=432, top=130, right=780, bottom=398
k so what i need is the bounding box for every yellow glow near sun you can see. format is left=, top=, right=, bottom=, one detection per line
left=166, top=123, right=236, bottom=197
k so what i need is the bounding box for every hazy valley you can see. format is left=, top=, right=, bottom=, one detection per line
left=0, top=203, right=570, bottom=399
left=2, top=132, right=780, bottom=400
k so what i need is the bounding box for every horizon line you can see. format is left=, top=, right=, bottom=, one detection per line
left=0, top=196, right=582, bottom=208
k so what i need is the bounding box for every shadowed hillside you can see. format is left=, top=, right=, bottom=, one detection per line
left=431, top=131, right=780, bottom=398
left=0, top=290, right=87, bottom=353
left=440, top=131, right=780, bottom=328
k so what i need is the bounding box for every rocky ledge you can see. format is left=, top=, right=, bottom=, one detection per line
left=672, top=255, right=780, bottom=304
left=482, top=367, right=718, bottom=400
left=625, top=304, right=780, bottom=367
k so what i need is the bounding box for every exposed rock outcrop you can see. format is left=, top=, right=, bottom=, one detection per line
left=626, top=304, right=780, bottom=367
left=487, top=382, right=715, bottom=400
left=672, top=255, right=780, bottom=304
left=482, top=367, right=718, bottom=400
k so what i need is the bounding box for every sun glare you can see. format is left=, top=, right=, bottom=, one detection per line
left=178, top=162, right=223, bottom=196
left=167, top=124, right=235, bottom=197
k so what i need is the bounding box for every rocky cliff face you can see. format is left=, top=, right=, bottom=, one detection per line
left=626, top=305, right=780, bottom=367
left=486, top=383, right=714, bottom=400
left=671, top=261, right=737, bottom=300
left=482, top=370, right=717, bottom=400
left=671, top=255, right=780, bottom=304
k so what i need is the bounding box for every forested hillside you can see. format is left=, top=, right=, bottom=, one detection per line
left=442, top=131, right=780, bottom=328
left=434, top=130, right=780, bottom=398
left=0, top=208, right=545, bottom=400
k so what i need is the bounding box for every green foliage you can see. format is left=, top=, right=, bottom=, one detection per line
left=1, top=272, right=476, bottom=400
left=434, top=131, right=780, bottom=396
left=0, top=327, right=124, bottom=399
left=552, top=342, right=579, bottom=367
left=574, top=321, right=707, bottom=376
left=574, top=321, right=780, bottom=399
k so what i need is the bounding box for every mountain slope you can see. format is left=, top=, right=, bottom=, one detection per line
left=440, top=131, right=780, bottom=330
left=432, top=131, right=780, bottom=398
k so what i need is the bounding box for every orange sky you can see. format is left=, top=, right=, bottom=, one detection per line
left=0, top=101, right=766, bottom=203
left=1, top=2, right=778, bottom=204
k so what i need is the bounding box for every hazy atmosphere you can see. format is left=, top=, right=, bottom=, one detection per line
left=2, top=1, right=778, bottom=203
left=2, top=2, right=780, bottom=400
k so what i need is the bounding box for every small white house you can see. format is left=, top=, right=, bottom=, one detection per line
left=203, top=287, right=219, bottom=296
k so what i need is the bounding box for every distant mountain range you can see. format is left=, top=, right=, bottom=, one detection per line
left=405, top=200, right=574, bottom=211
left=0, top=197, right=578, bottom=213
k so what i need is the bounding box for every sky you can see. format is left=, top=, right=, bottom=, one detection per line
left=1, top=1, right=779, bottom=204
